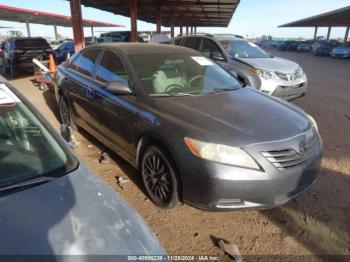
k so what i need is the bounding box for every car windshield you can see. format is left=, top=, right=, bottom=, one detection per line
left=220, top=40, right=271, bottom=59
left=128, top=53, right=241, bottom=96
left=0, top=84, right=77, bottom=189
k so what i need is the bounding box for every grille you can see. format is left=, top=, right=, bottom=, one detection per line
left=261, top=133, right=319, bottom=170
left=275, top=71, right=298, bottom=82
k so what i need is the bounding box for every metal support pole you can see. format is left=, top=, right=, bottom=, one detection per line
left=194, top=26, right=197, bottom=34
left=313, top=26, right=318, bottom=40
left=186, top=26, right=189, bottom=35
left=170, top=16, right=175, bottom=38
left=156, top=5, right=161, bottom=34
left=344, top=27, right=349, bottom=43
left=326, top=26, right=331, bottom=40
left=130, top=0, right=138, bottom=42
left=26, top=21, right=31, bottom=37
left=190, top=26, right=193, bottom=35
left=54, top=24, right=58, bottom=40
left=180, top=26, right=183, bottom=36
left=70, top=0, right=85, bottom=51
left=91, top=26, right=95, bottom=42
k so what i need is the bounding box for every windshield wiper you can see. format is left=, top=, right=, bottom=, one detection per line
left=150, top=92, right=196, bottom=97
left=0, top=176, right=56, bottom=195
left=199, top=88, right=235, bottom=95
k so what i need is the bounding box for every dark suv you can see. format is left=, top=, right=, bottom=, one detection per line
left=2, top=37, right=52, bottom=76
left=98, top=31, right=144, bottom=43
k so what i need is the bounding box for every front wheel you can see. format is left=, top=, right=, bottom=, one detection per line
left=141, top=145, right=182, bottom=209
left=59, top=96, right=76, bottom=130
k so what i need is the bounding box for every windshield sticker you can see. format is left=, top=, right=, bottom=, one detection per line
left=191, top=56, right=214, bottom=66
left=0, top=84, right=20, bottom=107
left=248, top=42, right=258, bottom=48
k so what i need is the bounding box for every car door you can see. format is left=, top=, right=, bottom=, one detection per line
left=88, top=50, right=137, bottom=162
left=64, top=48, right=101, bottom=133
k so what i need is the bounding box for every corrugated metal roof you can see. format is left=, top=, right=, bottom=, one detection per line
left=279, top=6, right=350, bottom=27
left=0, top=4, right=124, bottom=27
left=79, top=0, right=240, bottom=27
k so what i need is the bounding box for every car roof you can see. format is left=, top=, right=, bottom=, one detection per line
left=85, top=43, right=199, bottom=55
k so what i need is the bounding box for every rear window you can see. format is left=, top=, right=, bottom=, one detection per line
left=15, top=39, right=50, bottom=49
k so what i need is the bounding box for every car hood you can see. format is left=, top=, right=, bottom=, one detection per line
left=236, top=56, right=300, bottom=73
left=154, top=88, right=310, bottom=147
left=0, top=164, right=165, bottom=255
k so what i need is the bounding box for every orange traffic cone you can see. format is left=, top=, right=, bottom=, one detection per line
left=48, top=54, right=57, bottom=72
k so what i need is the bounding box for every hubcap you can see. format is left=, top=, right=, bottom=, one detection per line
left=143, top=154, right=172, bottom=203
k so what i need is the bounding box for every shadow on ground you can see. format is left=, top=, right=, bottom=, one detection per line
left=261, top=166, right=350, bottom=259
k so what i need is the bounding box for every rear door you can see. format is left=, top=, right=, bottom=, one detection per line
left=64, top=48, right=101, bottom=133
left=92, top=50, right=137, bottom=161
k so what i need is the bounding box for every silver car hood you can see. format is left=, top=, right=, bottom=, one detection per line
left=0, top=163, right=165, bottom=255
left=237, top=57, right=300, bottom=73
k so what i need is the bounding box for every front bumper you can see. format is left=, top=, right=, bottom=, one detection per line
left=180, top=131, right=322, bottom=211
left=259, top=75, right=308, bottom=100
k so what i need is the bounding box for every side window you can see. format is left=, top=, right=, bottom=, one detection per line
left=182, top=37, right=200, bottom=50
left=96, top=51, right=129, bottom=85
left=76, top=49, right=99, bottom=77
left=68, top=53, right=81, bottom=71
left=201, top=39, right=222, bottom=58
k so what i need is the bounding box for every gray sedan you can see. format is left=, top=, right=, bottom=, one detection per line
left=56, top=44, right=322, bottom=211
left=0, top=77, right=165, bottom=256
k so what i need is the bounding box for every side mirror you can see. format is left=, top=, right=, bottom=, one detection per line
left=106, top=80, right=133, bottom=96
left=210, top=52, right=225, bottom=61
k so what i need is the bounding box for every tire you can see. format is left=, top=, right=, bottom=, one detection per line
left=58, top=96, right=76, bottom=130
left=39, top=83, right=48, bottom=91
left=141, top=145, right=182, bottom=209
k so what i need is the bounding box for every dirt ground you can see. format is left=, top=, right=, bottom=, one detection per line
left=9, top=50, right=350, bottom=260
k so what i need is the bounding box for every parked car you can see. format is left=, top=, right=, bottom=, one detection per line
left=84, top=36, right=97, bottom=46
left=286, top=41, right=303, bottom=51
left=55, top=43, right=322, bottom=211
left=2, top=37, right=53, bottom=76
left=175, top=34, right=308, bottom=100
left=98, top=31, right=144, bottom=43
left=330, top=43, right=350, bottom=58
left=297, top=41, right=313, bottom=52
left=276, top=41, right=295, bottom=51
left=312, top=40, right=338, bottom=56
left=0, top=76, right=165, bottom=255
left=54, top=41, right=75, bottom=64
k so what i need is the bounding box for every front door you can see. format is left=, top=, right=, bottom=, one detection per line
left=92, top=50, right=137, bottom=161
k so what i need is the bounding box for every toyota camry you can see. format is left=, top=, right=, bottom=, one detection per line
left=55, top=43, right=322, bottom=211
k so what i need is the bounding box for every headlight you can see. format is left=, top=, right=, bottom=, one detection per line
left=252, top=68, right=277, bottom=80
left=296, top=67, right=304, bottom=78
left=307, top=114, right=318, bottom=132
left=184, top=137, right=260, bottom=170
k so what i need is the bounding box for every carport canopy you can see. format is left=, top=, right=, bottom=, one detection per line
left=79, top=0, right=240, bottom=27
left=279, top=6, right=350, bottom=41
left=0, top=4, right=124, bottom=28
left=0, top=4, right=124, bottom=39
left=68, top=0, right=240, bottom=50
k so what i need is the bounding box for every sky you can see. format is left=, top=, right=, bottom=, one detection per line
left=0, top=0, right=349, bottom=40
